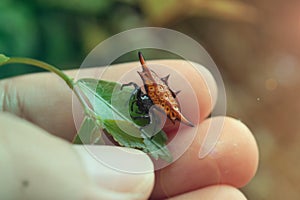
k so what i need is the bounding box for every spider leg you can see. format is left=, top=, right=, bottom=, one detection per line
left=121, top=82, right=139, bottom=90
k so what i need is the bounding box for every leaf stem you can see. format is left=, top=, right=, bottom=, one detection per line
left=0, top=57, right=91, bottom=115
left=1, top=57, right=74, bottom=89
left=0, top=57, right=100, bottom=118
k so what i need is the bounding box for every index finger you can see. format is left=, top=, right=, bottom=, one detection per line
left=0, top=59, right=216, bottom=140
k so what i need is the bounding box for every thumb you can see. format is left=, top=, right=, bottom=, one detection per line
left=0, top=113, right=154, bottom=200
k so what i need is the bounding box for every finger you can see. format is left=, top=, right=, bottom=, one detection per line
left=0, top=73, right=75, bottom=140
left=151, top=117, right=258, bottom=199
left=0, top=113, right=154, bottom=200
left=0, top=59, right=216, bottom=139
left=167, top=185, right=247, bottom=200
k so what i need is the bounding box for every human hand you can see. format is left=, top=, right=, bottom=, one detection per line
left=0, top=60, right=258, bottom=199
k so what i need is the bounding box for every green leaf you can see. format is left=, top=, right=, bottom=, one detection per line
left=73, top=116, right=104, bottom=145
left=143, top=132, right=172, bottom=162
left=0, top=54, right=10, bottom=64
left=103, top=119, right=146, bottom=149
left=74, top=78, right=172, bottom=162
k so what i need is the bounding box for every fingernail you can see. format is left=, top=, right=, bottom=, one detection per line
left=73, top=145, right=154, bottom=200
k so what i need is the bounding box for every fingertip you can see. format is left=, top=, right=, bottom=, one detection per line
left=207, top=117, right=259, bottom=187
left=152, top=116, right=258, bottom=199
left=167, top=185, right=247, bottom=200
left=0, top=112, right=90, bottom=200
left=0, top=113, right=155, bottom=200
left=74, top=145, right=155, bottom=199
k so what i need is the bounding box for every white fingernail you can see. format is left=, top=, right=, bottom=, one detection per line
left=73, top=145, right=154, bottom=200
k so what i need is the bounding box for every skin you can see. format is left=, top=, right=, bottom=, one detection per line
left=0, top=60, right=258, bottom=199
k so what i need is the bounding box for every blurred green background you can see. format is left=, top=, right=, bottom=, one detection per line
left=1, top=0, right=300, bottom=199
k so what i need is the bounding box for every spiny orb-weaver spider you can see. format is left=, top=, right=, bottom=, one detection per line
left=121, top=52, right=194, bottom=128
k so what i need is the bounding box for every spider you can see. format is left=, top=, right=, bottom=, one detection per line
left=121, top=52, right=194, bottom=129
